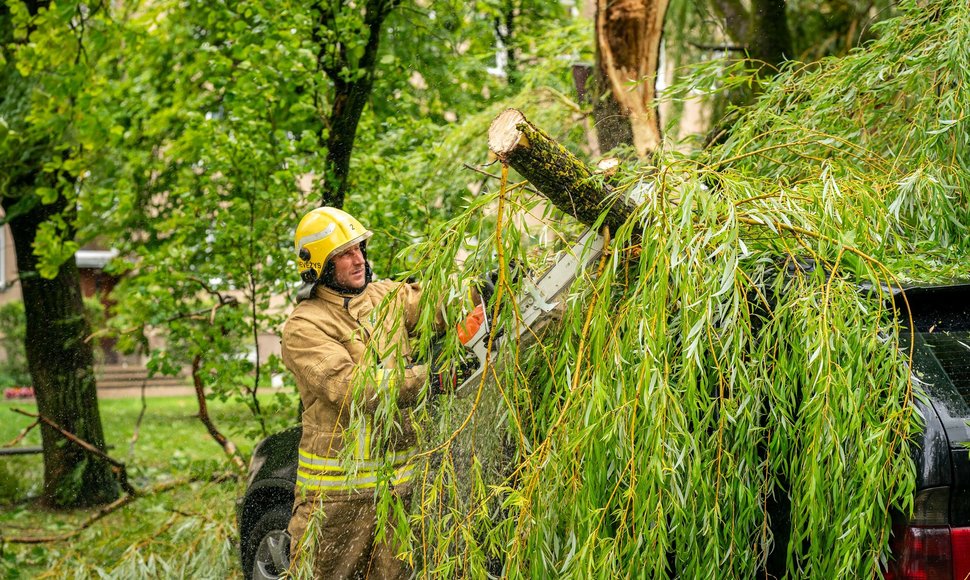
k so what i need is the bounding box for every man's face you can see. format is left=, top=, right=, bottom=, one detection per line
left=331, top=244, right=367, bottom=290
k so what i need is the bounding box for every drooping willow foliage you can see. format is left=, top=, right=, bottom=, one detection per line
left=333, top=1, right=970, bottom=578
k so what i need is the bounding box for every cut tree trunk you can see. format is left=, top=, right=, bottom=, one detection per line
left=487, top=108, right=634, bottom=235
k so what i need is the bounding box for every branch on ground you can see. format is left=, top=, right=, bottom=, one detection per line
left=3, top=418, right=39, bottom=448
left=11, top=408, right=136, bottom=496
left=0, top=472, right=236, bottom=544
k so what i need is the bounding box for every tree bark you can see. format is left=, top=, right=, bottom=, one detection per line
left=4, top=194, right=119, bottom=508
left=594, top=0, right=669, bottom=157
left=317, top=0, right=398, bottom=209
left=709, top=0, right=750, bottom=44
left=710, top=0, right=791, bottom=70
left=322, top=76, right=373, bottom=209
left=748, top=0, right=791, bottom=70
left=488, top=109, right=634, bottom=234
left=494, top=0, right=518, bottom=88
left=591, top=72, right=635, bottom=154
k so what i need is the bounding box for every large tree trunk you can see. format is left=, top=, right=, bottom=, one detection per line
left=488, top=109, right=634, bottom=234
left=2, top=0, right=118, bottom=509
left=5, top=195, right=119, bottom=508
left=594, top=0, right=669, bottom=158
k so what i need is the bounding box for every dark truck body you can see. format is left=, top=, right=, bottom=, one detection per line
left=236, top=283, right=970, bottom=579
left=884, top=283, right=970, bottom=580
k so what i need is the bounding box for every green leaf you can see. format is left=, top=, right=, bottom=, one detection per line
left=35, top=187, right=58, bottom=204
left=0, top=195, right=39, bottom=226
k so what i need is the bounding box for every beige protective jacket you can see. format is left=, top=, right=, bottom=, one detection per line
left=282, top=281, right=429, bottom=499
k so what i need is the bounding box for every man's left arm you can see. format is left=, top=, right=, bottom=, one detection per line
left=399, top=281, right=446, bottom=334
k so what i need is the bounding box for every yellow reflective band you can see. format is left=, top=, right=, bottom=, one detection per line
left=386, top=447, right=416, bottom=464
left=295, top=223, right=336, bottom=249
left=298, top=458, right=346, bottom=473
left=295, top=463, right=415, bottom=491
left=299, top=447, right=416, bottom=464
left=298, top=449, right=344, bottom=469
left=298, top=447, right=417, bottom=473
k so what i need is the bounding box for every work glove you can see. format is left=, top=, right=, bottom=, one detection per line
left=429, top=350, right=479, bottom=396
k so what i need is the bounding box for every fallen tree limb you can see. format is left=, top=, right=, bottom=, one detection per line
left=3, top=409, right=237, bottom=544
left=12, top=408, right=136, bottom=496
left=3, top=418, right=39, bottom=449
left=1, top=472, right=236, bottom=544
left=5, top=494, right=137, bottom=545
left=487, top=108, right=635, bottom=234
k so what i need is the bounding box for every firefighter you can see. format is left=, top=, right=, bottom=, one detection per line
left=282, top=207, right=464, bottom=579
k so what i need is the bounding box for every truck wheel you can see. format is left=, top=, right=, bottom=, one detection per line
left=244, top=504, right=291, bottom=580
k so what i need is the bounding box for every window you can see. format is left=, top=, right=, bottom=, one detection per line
left=921, top=331, right=970, bottom=407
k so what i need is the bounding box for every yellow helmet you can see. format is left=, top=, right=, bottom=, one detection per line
left=294, top=207, right=372, bottom=287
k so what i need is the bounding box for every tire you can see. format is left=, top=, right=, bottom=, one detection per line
left=243, top=504, right=291, bottom=580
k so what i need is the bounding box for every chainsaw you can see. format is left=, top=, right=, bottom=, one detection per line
left=453, top=227, right=606, bottom=396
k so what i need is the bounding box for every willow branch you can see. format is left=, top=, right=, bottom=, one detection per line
left=461, top=163, right=540, bottom=195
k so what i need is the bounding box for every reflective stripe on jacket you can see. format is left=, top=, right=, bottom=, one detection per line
left=296, top=439, right=417, bottom=491
left=282, top=280, right=428, bottom=497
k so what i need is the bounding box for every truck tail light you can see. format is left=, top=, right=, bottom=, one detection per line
left=883, top=487, right=966, bottom=580
left=886, top=526, right=953, bottom=580
left=952, top=527, right=970, bottom=580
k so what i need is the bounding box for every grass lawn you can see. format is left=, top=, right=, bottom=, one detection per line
left=0, top=394, right=294, bottom=579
